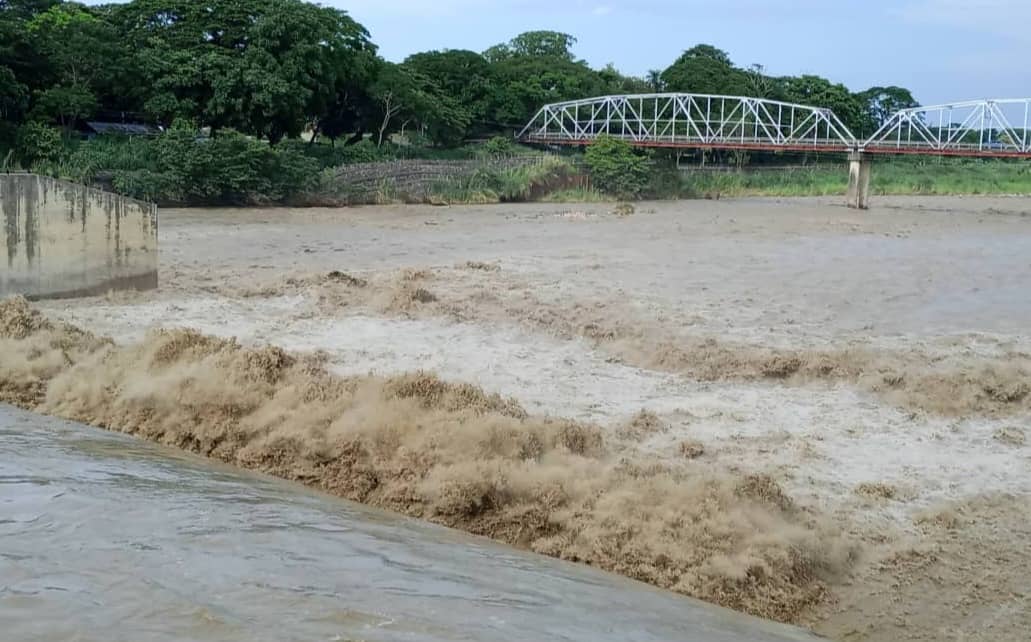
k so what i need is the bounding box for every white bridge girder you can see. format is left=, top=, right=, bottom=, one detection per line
left=861, top=99, right=1031, bottom=156
left=518, top=93, right=857, bottom=152
left=518, top=94, right=1031, bottom=159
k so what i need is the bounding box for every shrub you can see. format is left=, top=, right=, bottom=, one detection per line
left=483, top=136, right=516, bottom=158
left=334, top=139, right=389, bottom=164
left=584, top=135, right=650, bottom=198
left=111, top=169, right=178, bottom=202
left=279, top=137, right=388, bottom=169
left=149, top=127, right=319, bottom=204
left=15, top=122, right=63, bottom=167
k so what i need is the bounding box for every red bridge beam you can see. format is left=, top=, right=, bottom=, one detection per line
left=521, top=136, right=1031, bottom=160
left=520, top=137, right=853, bottom=154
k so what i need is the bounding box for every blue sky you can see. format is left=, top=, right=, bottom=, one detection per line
left=332, top=0, right=1031, bottom=106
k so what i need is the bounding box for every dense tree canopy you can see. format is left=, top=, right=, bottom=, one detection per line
left=859, top=86, right=920, bottom=131
left=1, top=2, right=918, bottom=150
left=484, top=30, right=578, bottom=63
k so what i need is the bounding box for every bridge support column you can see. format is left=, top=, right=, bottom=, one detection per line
left=846, top=151, right=871, bottom=209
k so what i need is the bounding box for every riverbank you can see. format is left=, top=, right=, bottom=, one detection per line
left=304, top=157, right=1031, bottom=205
left=21, top=130, right=1031, bottom=206
left=9, top=196, right=1031, bottom=640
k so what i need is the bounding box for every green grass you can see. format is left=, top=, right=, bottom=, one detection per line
left=667, top=160, right=1031, bottom=199
left=424, top=157, right=576, bottom=205
left=31, top=134, right=160, bottom=183
left=870, top=160, right=1031, bottom=195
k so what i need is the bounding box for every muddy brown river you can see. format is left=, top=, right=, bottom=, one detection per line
left=9, top=196, right=1031, bottom=640
left=0, top=405, right=819, bottom=642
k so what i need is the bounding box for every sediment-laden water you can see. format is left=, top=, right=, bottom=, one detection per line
left=0, top=405, right=819, bottom=642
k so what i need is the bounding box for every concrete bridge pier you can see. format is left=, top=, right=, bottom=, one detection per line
left=846, top=151, right=871, bottom=209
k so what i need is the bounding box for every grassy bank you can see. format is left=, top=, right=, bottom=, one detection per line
left=313, top=158, right=1031, bottom=206
left=670, top=159, right=1031, bottom=199
left=14, top=131, right=1031, bottom=206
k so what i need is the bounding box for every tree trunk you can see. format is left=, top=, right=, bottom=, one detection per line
left=377, top=93, right=393, bottom=147
left=345, top=129, right=364, bottom=146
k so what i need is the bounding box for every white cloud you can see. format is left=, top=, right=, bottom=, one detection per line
left=592, top=5, right=612, bottom=16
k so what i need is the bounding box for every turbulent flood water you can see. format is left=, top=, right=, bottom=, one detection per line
left=0, top=405, right=818, bottom=642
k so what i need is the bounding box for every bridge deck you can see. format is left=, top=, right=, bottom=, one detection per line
left=521, top=135, right=1031, bottom=159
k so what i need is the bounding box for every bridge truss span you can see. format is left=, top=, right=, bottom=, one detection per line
left=861, top=99, right=1031, bottom=158
left=517, top=93, right=857, bottom=153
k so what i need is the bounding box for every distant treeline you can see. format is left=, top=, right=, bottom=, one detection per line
left=1, top=0, right=920, bottom=154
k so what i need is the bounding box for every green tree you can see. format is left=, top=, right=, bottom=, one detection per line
left=488, top=56, right=608, bottom=129
left=14, top=120, right=62, bottom=166
left=313, top=47, right=379, bottom=145
left=509, top=30, right=577, bottom=59
left=0, top=2, right=52, bottom=95
left=584, top=135, right=650, bottom=197
left=404, top=49, right=493, bottom=137
left=415, top=88, right=473, bottom=147
left=599, top=63, right=650, bottom=94
left=0, top=65, right=27, bottom=121
left=26, top=4, right=123, bottom=93
left=646, top=69, right=664, bottom=92
left=365, top=61, right=472, bottom=147
left=745, top=64, right=775, bottom=98
left=30, top=83, right=96, bottom=127
left=859, top=86, right=919, bottom=132
left=661, top=46, right=749, bottom=95
left=18, top=3, right=131, bottom=129
left=681, top=44, right=733, bottom=66
left=116, top=0, right=372, bottom=142
left=780, top=75, right=866, bottom=133
left=486, top=30, right=577, bottom=62
left=369, top=62, right=421, bottom=146
left=146, top=123, right=317, bottom=203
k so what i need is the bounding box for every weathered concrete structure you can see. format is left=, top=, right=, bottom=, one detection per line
left=1, top=174, right=157, bottom=299
left=846, top=152, right=872, bottom=210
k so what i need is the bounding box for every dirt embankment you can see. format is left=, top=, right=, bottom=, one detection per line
left=0, top=296, right=856, bottom=624
left=236, top=267, right=1031, bottom=419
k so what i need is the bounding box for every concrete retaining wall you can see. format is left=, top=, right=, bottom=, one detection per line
left=1, top=174, right=158, bottom=299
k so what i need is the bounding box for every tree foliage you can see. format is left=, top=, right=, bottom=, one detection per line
left=1, top=0, right=923, bottom=203
left=858, top=86, right=920, bottom=132
left=584, top=135, right=650, bottom=197
left=111, top=0, right=374, bottom=143
left=14, top=120, right=62, bottom=166
left=485, top=30, right=577, bottom=62
left=779, top=75, right=865, bottom=133
left=3, top=0, right=920, bottom=149
left=661, top=45, right=749, bottom=95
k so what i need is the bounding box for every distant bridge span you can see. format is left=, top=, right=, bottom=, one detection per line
left=517, top=93, right=1031, bottom=208
left=517, top=93, right=1031, bottom=159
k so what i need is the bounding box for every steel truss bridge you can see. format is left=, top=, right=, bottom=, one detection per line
left=517, top=94, right=1031, bottom=159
